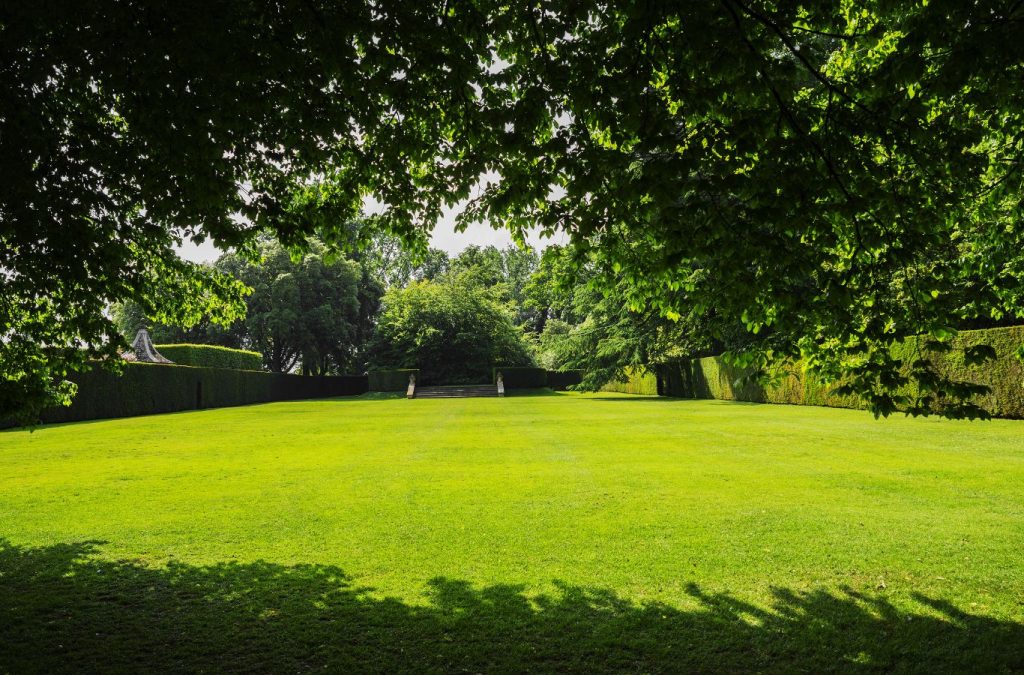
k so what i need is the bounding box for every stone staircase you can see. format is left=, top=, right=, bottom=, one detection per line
left=413, top=384, right=499, bottom=399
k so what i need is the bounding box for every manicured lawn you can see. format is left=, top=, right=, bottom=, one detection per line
left=1, top=392, right=1022, bottom=672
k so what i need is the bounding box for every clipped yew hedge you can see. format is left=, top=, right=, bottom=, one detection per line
left=546, top=370, right=583, bottom=390
left=649, top=325, right=1024, bottom=418
left=368, top=369, right=419, bottom=392
left=156, top=344, right=263, bottom=371
left=494, top=367, right=547, bottom=389
left=889, top=326, right=1024, bottom=419
left=601, top=367, right=659, bottom=395
left=23, top=363, right=368, bottom=426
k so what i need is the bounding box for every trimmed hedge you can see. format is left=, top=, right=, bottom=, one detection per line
left=889, top=326, right=1024, bottom=418
left=546, top=370, right=583, bottom=390
left=156, top=344, right=263, bottom=371
left=368, top=369, right=419, bottom=392
left=601, top=367, right=659, bottom=395
left=17, top=363, right=368, bottom=427
left=494, top=367, right=547, bottom=389
left=651, top=325, right=1024, bottom=419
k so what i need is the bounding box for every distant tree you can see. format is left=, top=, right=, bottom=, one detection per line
left=113, top=237, right=380, bottom=374
left=369, top=276, right=534, bottom=384
left=450, top=245, right=506, bottom=288
left=217, top=239, right=375, bottom=374
left=354, top=231, right=451, bottom=289
left=521, top=246, right=579, bottom=334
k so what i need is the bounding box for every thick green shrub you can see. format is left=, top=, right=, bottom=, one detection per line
left=368, top=369, right=419, bottom=392
left=156, top=344, right=263, bottom=371
left=546, top=370, right=583, bottom=390
left=600, top=367, right=658, bottom=395
left=494, top=367, right=547, bottom=389
left=18, top=364, right=367, bottom=426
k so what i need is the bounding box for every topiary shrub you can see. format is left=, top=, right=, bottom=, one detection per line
left=155, top=344, right=263, bottom=371
left=494, top=367, right=547, bottom=389
left=368, top=369, right=419, bottom=392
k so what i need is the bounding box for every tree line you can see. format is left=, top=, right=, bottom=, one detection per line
left=4, top=2, right=1024, bottom=420
left=114, top=230, right=738, bottom=388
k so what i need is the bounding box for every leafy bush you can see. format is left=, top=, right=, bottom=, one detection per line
left=11, top=364, right=367, bottom=427
left=156, top=344, right=263, bottom=371
left=368, top=369, right=419, bottom=392
left=494, top=367, right=547, bottom=389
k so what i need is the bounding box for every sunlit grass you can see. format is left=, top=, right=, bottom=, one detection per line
left=2, top=393, right=1022, bottom=671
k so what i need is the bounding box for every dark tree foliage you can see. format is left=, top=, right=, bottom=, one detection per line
left=0, top=1, right=492, bottom=421
left=4, top=1, right=1024, bottom=420
left=464, top=1, right=1024, bottom=418
left=217, top=239, right=380, bottom=374
left=527, top=246, right=749, bottom=389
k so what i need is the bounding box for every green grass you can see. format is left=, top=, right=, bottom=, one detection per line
left=2, top=392, right=1023, bottom=672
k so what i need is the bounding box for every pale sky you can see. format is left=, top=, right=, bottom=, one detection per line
left=176, top=203, right=568, bottom=263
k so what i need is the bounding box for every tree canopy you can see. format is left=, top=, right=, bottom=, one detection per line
left=3, top=1, right=1023, bottom=420
left=112, top=238, right=381, bottom=374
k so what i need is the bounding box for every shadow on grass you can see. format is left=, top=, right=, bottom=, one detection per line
left=1, top=540, right=1021, bottom=673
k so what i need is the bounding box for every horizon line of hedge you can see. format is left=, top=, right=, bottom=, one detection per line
left=4, top=363, right=368, bottom=428
left=609, top=325, right=1024, bottom=419
left=155, top=343, right=263, bottom=371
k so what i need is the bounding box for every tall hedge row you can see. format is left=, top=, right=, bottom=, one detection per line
left=16, top=363, right=368, bottom=427
left=368, top=369, right=419, bottom=392
left=546, top=370, right=583, bottom=390
left=648, top=325, right=1024, bottom=419
left=601, top=367, right=659, bottom=395
left=494, top=367, right=547, bottom=388
left=155, top=344, right=263, bottom=371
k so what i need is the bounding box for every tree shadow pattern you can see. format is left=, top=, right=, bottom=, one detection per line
left=1, top=540, right=1020, bottom=673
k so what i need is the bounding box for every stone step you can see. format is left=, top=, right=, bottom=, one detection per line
left=414, top=385, right=499, bottom=399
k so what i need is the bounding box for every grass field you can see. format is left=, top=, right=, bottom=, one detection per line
left=2, top=392, right=1023, bottom=672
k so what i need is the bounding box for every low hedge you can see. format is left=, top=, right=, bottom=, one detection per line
left=653, top=325, right=1024, bottom=418
left=494, top=367, right=547, bottom=389
left=18, top=363, right=368, bottom=427
left=601, top=367, right=659, bottom=395
left=155, top=344, right=263, bottom=371
left=546, top=370, right=583, bottom=390
left=368, top=369, right=419, bottom=392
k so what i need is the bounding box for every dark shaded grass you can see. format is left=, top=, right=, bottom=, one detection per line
left=1, top=540, right=1020, bottom=674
